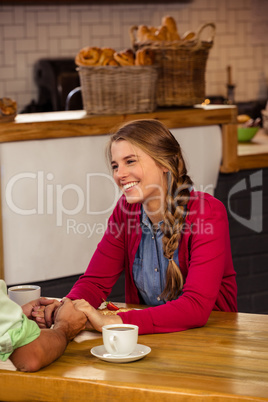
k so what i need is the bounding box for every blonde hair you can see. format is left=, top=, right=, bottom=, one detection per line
left=107, top=119, right=193, bottom=301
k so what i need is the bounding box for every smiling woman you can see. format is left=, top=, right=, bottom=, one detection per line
left=37, top=119, right=237, bottom=335
left=107, top=119, right=193, bottom=301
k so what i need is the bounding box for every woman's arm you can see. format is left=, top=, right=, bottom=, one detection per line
left=118, top=196, right=237, bottom=334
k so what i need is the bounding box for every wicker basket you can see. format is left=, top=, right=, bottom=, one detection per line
left=261, top=109, right=268, bottom=134
left=78, top=65, right=158, bottom=115
left=130, top=23, right=215, bottom=107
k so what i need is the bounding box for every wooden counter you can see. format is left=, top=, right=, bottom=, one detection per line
left=0, top=107, right=237, bottom=143
left=0, top=106, right=239, bottom=173
left=237, top=128, right=268, bottom=170
left=1, top=106, right=267, bottom=173
left=1, top=310, right=268, bottom=401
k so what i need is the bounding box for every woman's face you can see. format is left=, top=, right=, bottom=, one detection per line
left=111, top=140, right=168, bottom=213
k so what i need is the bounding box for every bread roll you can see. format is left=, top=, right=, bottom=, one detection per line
left=237, top=114, right=251, bottom=124
left=0, top=97, right=17, bottom=116
left=114, top=49, right=135, bottom=66
left=75, top=46, right=101, bottom=66
left=107, top=58, right=119, bottom=66
left=98, top=48, right=116, bottom=66
left=135, top=48, right=154, bottom=66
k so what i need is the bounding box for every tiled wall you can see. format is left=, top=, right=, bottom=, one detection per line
left=0, top=0, right=267, bottom=112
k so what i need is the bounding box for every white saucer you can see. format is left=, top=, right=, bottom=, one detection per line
left=91, top=344, right=151, bottom=363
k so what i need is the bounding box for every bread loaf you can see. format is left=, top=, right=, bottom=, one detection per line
left=161, top=15, right=180, bottom=41
left=135, top=15, right=183, bottom=43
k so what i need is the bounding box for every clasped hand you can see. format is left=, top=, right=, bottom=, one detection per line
left=23, top=297, right=60, bottom=328
left=29, top=298, right=122, bottom=332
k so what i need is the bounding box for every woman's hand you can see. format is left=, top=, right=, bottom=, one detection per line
left=31, top=298, right=62, bottom=328
left=73, top=299, right=122, bottom=332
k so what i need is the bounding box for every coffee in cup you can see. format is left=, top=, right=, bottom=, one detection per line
left=8, top=285, right=41, bottom=306
left=102, top=324, right=138, bottom=357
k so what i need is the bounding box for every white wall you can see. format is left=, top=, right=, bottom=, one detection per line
left=0, top=0, right=268, bottom=112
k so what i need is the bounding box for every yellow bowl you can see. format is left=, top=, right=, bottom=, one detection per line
left=237, top=126, right=259, bottom=142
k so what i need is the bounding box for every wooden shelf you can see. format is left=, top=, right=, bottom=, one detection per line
left=3, top=107, right=267, bottom=173
left=0, top=107, right=237, bottom=143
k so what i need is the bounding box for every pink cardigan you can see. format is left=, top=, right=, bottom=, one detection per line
left=67, top=191, right=237, bottom=334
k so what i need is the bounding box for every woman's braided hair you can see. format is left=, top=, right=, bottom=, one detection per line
left=108, top=119, right=193, bottom=301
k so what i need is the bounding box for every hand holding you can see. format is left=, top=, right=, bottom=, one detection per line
left=31, top=298, right=61, bottom=328
left=72, top=299, right=122, bottom=332
left=54, top=298, right=87, bottom=341
left=22, top=297, right=58, bottom=328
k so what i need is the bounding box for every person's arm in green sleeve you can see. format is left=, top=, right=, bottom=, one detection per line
left=9, top=298, right=87, bottom=372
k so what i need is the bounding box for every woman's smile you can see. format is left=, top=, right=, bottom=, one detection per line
left=122, top=181, right=140, bottom=192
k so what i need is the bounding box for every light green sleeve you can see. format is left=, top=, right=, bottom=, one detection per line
left=0, top=280, right=41, bottom=362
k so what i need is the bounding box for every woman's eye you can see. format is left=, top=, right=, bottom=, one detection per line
left=127, top=159, right=136, bottom=165
left=111, top=164, right=118, bottom=170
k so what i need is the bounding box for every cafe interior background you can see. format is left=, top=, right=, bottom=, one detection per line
left=0, top=0, right=267, bottom=313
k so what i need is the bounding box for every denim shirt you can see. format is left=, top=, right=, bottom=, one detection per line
left=132, top=206, right=179, bottom=306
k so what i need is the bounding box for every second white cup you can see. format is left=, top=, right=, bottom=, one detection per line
left=8, top=285, right=41, bottom=306
left=102, top=324, right=138, bottom=357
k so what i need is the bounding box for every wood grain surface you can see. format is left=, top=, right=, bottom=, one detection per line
left=0, top=310, right=268, bottom=402
left=0, top=107, right=237, bottom=143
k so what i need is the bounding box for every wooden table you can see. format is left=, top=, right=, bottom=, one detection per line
left=1, top=310, right=268, bottom=401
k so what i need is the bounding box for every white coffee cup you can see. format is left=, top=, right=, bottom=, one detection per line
left=8, top=285, right=41, bottom=306
left=102, top=324, right=138, bottom=357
